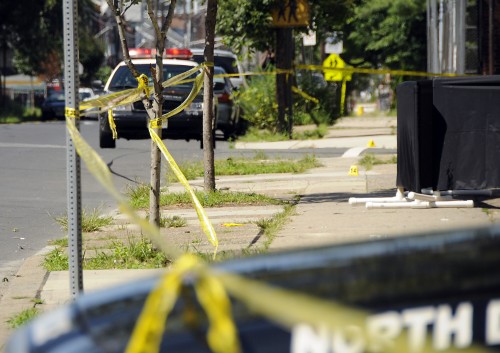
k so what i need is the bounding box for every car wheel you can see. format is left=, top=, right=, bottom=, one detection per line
left=99, top=116, right=116, bottom=149
left=223, top=127, right=234, bottom=141
left=199, top=129, right=216, bottom=149
left=41, top=111, right=49, bottom=121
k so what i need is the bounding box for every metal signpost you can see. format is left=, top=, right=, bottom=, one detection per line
left=63, top=0, right=83, bottom=299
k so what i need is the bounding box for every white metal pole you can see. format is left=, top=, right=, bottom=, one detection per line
left=63, top=0, right=83, bottom=299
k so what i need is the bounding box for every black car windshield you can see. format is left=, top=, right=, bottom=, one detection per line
left=46, top=92, right=65, bottom=101
left=108, top=64, right=198, bottom=91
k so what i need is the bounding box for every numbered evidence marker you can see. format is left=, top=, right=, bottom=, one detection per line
left=349, top=165, right=359, bottom=176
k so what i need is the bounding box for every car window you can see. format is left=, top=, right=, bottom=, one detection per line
left=108, top=64, right=198, bottom=91
left=47, top=93, right=65, bottom=101
left=79, top=92, right=92, bottom=101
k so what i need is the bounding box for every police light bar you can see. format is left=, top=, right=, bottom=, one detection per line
left=165, top=48, right=193, bottom=59
left=129, top=48, right=154, bottom=58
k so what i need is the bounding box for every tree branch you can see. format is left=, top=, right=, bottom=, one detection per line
left=105, top=0, right=139, bottom=78
left=160, top=0, right=177, bottom=39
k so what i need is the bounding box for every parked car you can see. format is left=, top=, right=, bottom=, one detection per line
left=41, top=91, right=65, bottom=121
left=190, top=48, right=246, bottom=89
left=214, top=66, right=241, bottom=139
left=79, top=87, right=99, bottom=119
left=98, top=48, right=215, bottom=149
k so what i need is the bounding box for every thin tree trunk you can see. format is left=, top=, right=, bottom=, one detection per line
left=203, top=0, right=217, bottom=192
left=146, top=0, right=176, bottom=227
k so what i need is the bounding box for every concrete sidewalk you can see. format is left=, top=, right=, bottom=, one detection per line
left=2, top=116, right=499, bottom=351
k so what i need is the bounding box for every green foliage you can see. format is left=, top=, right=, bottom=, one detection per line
left=343, top=0, right=427, bottom=73
left=2, top=0, right=104, bottom=80
left=217, top=0, right=276, bottom=53
left=217, top=0, right=356, bottom=55
left=43, top=247, right=68, bottom=271
left=255, top=204, right=296, bottom=250
left=127, top=185, right=285, bottom=209
left=235, top=73, right=278, bottom=131
left=358, top=153, right=397, bottom=171
left=295, top=72, right=340, bottom=124
left=95, top=66, right=113, bottom=85
left=7, top=308, right=40, bottom=329
left=55, top=208, right=113, bottom=233
left=160, top=215, right=188, bottom=228
left=87, top=238, right=168, bottom=269
left=166, top=154, right=322, bottom=182
left=43, top=238, right=170, bottom=270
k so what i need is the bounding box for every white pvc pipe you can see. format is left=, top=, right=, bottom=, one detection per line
left=366, top=201, right=430, bottom=209
left=408, top=192, right=454, bottom=202
left=420, top=188, right=493, bottom=197
left=366, top=199, right=474, bottom=209
left=349, top=196, right=408, bottom=206
left=349, top=187, right=407, bottom=206
left=432, top=200, right=474, bottom=208
left=440, top=189, right=493, bottom=197
left=408, top=192, right=437, bottom=201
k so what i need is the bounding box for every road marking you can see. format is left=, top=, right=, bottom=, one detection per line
left=0, top=142, right=65, bottom=149
left=342, top=146, right=366, bottom=158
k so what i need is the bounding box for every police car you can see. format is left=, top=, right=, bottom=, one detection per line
left=99, top=48, right=215, bottom=148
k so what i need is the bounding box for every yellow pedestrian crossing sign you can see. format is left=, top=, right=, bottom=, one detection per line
left=323, top=53, right=352, bottom=82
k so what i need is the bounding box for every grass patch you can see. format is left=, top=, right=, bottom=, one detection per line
left=7, top=308, right=40, bottom=329
left=55, top=207, right=113, bottom=232
left=166, top=153, right=322, bottom=182
left=255, top=204, right=296, bottom=250
left=160, top=215, right=188, bottom=228
left=48, top=237, right=68, bottom=247
left=128, top=187, right=286, bottom=209
left=43, top=247, right=68, bottom=271
left=43, top=237, right=170, bottom=271
left=358, top=153, right=397, bottom=171
left=238, top=126, right=328, bottom=142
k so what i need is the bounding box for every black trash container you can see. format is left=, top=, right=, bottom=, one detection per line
left=433, top=75, right=500, bottom=190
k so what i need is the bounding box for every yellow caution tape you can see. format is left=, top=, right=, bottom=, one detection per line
left=296, top=64, right=467, bottom=78
left=65, top=116, right=181, bottom=260
left=158, top=65, right=206, bottom=123
left=125, top=254, right=241, bottom=353
left=65, top=107, right=79, bottom=119
left=291, top=86, right=319, bottom=104
left=340, top=77, right=347, bottom=115
left=149, top=127, right=218, bottom=256
left=137, top=73, right=151, bottom=97
left=107, top=109, right=118, bottom=140
left=222, top=223, right=244, bottom=227
left=150, top=118, right=162, bottom=129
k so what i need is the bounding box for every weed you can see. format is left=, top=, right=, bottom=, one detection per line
left=166, top=154, right=322, bottom=183
left=7, top=308, right=39, bottom=329
left=55, top=207, right=113, bottom=232
left=128, top=186, right=286, bottom=209
left=48, top=237, right=68, bottom=247
left=86, top=238, right=169, bottom=269
left=358, top=153, right=397, bottom=171
left=43, top=247, right=68, bottom=271
left=43, top=237, right=170, bottom=271
left=255, top=204, right=296, bottom=250
left=160, top=215, right=188, bottom=228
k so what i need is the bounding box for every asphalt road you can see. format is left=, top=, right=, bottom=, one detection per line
left=0, top=120, right=347, bottom=279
